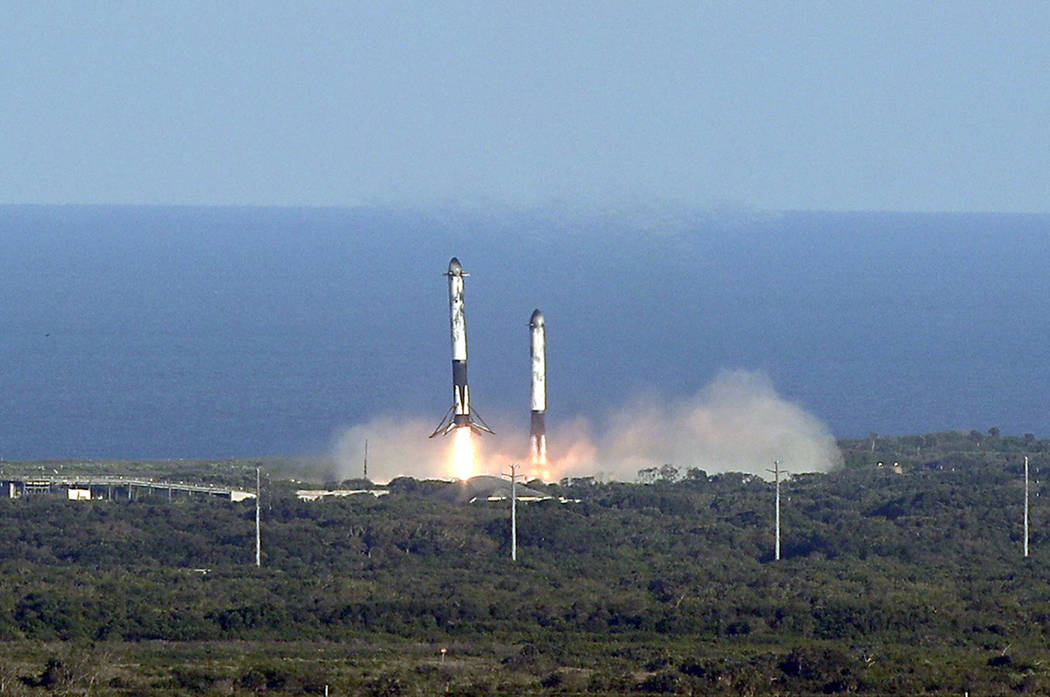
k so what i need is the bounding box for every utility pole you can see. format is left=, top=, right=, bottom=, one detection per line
left=504, top=463, right=521, bottom=561
left=364, top=439, right=369, bottom=481
left=1024, top=455, right=1030, bottom=558
left=767, top=460, right=783, bottom=561
left=255, top=467, right=261, bottom=568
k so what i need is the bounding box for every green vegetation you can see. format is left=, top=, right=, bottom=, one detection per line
left=1, top=432, right=1049, bottom=695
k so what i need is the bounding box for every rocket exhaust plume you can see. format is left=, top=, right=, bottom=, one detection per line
left=331, top=371, right=839, bottom=483
left=431, top=257, right=492, bottom=454
left=529, top=309, right=547, bottom=466
left=451, top=426, right=475, bottom=480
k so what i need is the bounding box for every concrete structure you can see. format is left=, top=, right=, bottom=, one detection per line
left=296, top=488, right=389, bottom=502
left=0, top=475, right=255, bottom=502
left=436, top=475, right=552, bottom=504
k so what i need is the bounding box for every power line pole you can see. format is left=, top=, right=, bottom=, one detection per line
left=1024, top=455, right=1030, bottom=558
left=255, top=467, right=262, bottom=568
left=504, top=463, right=521, bottom=561
left=767, top=460, right=783, bottom=561
left=364, top=439, right=368, bottom=481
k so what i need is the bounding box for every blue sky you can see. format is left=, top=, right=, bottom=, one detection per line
left=3, top=2, right=1048, bottom=211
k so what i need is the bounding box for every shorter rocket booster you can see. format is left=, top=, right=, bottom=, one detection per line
left=529, top=309, right=547, bottom=465
left=431, top=257, right=493, bottom=438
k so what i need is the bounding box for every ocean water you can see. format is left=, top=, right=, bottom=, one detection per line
left=1, top=205, right=1048, bottom=459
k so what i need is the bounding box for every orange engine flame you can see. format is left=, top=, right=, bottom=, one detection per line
left=451, top=426, right=475, bottom=480
left=530, top=438, right=547, bottom=469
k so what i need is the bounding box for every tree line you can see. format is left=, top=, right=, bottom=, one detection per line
left=0, top=432, right=1049, bottom=694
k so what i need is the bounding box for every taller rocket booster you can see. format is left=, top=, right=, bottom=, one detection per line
left=529, top=309, right=547, bottom=464
left=431, top=257, right=493, bottom=437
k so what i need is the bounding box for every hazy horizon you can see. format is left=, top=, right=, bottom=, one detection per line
left=6, top=201, right=1050, bottom=215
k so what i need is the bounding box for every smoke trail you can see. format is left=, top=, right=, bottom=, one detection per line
left=329, top=370, right=841, bottom=482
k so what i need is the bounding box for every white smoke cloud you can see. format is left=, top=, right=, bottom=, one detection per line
left=581, top=370, right=841, bottom=480
left=331, top=415, right=456, bottom=483
left=329, top=370, right=841, bottom=483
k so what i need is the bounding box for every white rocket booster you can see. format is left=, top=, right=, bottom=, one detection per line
left=431, top=257, right=493, bottom=437
left=529, top=309, right=547, bottom=464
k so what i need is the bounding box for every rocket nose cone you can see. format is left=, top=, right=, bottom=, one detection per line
left=530, top=309, right=545, bottom=327
left=448, top=257, right=463, bottom=275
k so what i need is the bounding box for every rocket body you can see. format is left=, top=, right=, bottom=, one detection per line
left=529, top=309, right=547, bottom=464
left=431, top=257, right=492, bottom=437
left=448, top=258, right=470, bottom=428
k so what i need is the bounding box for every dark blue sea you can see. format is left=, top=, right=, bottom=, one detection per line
left=2, top=205, right=1048, bottom=459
